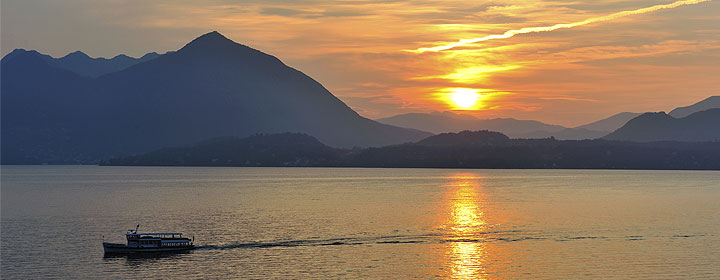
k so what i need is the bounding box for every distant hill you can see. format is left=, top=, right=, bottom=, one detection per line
left=103, top=133, right=342, bottom=166
left=417, top=130, right=510, bottom=146
left=376, top=112, right=565, bottom=137
left=1, top=31, right=430, bottom=164
left=604, top=109, right=720, bottom=142
left=669, top=96, right=720, bottom=118
left=376, top=112, right=611, bottom=140
left=104, top=131, right=720, bottom=170
left=576, top=112, right=641, bottom=132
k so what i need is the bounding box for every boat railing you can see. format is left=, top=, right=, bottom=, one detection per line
left=126, top=233, right=186, bottom=239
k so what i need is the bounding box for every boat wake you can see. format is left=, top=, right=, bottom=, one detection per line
left=195, top=230, right=538, bottom=251
left=196, top=234, right=437, bottom=250
left=194, top=229, right=692, bottom=251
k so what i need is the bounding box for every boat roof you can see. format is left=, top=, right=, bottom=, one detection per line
left=126, top=232, right=183, bottom=235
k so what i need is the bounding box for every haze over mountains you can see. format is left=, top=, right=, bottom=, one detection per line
left=376, top=112, right=566, bottom=138
left=377, top=96, right=719, bottom=141
left=1, top=31, right=430, bottom=164
left=378, top=112, right=615, bottom=140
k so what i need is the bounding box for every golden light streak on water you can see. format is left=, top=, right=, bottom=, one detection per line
left=414, top=0, right=712, bottom=53
left=443, top=173, right=489, bottom=279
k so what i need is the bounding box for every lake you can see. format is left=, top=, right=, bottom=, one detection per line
left=2, top=166, right=719, bottom=279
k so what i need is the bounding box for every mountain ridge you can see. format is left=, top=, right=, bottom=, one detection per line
left=669, top=96, right=720, bottom=118
left=604, top=108, right=720, bottom=142
left=575, top=112, right=641, bottom=132
left=1, top=31, right=430, bottom=164
left=3, top=48, right=162, bottom=78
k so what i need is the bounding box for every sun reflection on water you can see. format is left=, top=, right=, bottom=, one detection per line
left=443, top=173, right=489, bottom=279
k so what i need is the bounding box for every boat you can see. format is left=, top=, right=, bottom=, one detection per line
left=103, top=224, right=195, bottom=254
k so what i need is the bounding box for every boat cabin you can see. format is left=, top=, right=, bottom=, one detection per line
left=125, top=232, right=192, bottom=248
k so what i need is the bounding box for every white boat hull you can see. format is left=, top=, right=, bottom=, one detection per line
left=103, top=242, right=195, bottom=254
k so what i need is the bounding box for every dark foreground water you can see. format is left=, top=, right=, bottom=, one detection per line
left=1, top=166, right=719, bottom=279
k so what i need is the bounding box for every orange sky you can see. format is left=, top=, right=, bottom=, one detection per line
left=2, top=0, right=718, bottom=126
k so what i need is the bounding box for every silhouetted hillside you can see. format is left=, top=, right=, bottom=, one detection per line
left=103, top=133, right=343, bottom=166
left=669, top=96, right=720, bottom=118
left=104, top=131, right=720, bottom=170
left=350, top=137, right=720, bottom=170
left=604, top=109, right=720, bottom=142
left=417, top=130, right=510, bottom=146
left=1, top=31, right=430, bottom=164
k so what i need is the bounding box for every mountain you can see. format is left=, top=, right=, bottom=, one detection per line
left=0, top=48, right=162, bottom=78
left=376, top=112, right=610, bottom=140
left=1, top=31, right=430, bottom=164
left=102, top=133, right=342, bottom=166
left=669, top=96, right=720, bottom=118
left=104, top=131, right=720, bottom=170
left=376, top=112, right=565, bottom=137
left=603, top=109, right=720, bottom=142
left=575, top=112, right=641, bottom=132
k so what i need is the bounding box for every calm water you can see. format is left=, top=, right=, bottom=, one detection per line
left=1, top=166, right=719, bottom=279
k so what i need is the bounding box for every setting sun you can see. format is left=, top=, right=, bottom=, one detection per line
left=448, top=88, right=481, bottom=110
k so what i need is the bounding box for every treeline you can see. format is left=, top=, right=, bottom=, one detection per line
left=102, top=131, right=720, bottom=170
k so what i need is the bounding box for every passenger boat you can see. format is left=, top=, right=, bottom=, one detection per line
left=103, top=225, right=195, bottom=254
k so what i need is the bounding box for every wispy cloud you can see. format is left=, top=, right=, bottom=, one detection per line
left=413, top=0, right=713, bottom=53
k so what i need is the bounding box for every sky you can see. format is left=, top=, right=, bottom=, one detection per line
left=1, top=0, right=718, bottom=126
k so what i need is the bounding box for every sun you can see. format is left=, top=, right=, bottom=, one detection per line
left=448, top=88, right=480, bottom=109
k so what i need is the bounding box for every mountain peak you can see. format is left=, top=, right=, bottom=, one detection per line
left=180, top=31, right=237, bottom=52
left=112, top=54, right=131, bottom=59
left=63, top=51, right=91, bottom=59
left=7, top=48, right=32, bottom=56
left=1, top=49, right=51, bottom=65
left=174, top=31, right=285, bottom=67
left=199, top=31, right=228, bottom=41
